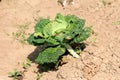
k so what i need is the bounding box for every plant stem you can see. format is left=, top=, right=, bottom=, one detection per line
left=65, top=44, right=79, bottom=58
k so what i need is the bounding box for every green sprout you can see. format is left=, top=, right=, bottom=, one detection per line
left=102, top=0, right=107, bottom=6
left=23, top=59, right=32, bottom=69
left=8, top=69, right=22, bottom=80
left=36, top=72, right=41, bottom=80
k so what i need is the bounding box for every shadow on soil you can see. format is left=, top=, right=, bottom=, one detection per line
left=27, top=46, right=45, bottom=62
left=27, top=45, right=57, bottom=72
left=27, top=43, right=86, bottom=73
left=27, top=45, right=44, bottom=72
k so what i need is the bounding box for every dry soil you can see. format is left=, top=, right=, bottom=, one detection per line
left=0, top=0, right=120, bottom=80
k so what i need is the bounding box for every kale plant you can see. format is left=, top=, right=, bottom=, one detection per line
left=27, top=13, right=91, bottom=65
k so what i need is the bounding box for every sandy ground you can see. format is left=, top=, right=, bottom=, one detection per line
left=0, top=0, right=120, bottom=80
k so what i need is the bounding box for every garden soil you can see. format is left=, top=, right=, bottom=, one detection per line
left=0, top=0, right=120, bottom=80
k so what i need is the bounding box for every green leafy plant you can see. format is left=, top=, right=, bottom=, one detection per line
left=8, top=69, right=22, bottom=80
left=27, top=13, right=91, bottom=66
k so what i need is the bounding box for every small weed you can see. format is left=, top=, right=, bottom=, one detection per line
left=36, top=72, right=41, bottom=80
left=12, top=23, right=30, bottom=45
left=92, top=38, right=97, bottom=43
left=23, top=59, right=32, bottom=69
left=102, top=0, right=112, bottom=6
left=112, top=21, right=120, bottom=25
left=102, top=0, right=107, bottom=6
left=33, top=16, right=43, bottom=22
left=116, top=21, right=120, bottom=25
left=8, top=69, right=23, bottom=80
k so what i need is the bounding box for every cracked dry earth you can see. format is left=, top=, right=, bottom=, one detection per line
left=0, top=0, right=120, bottom=80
